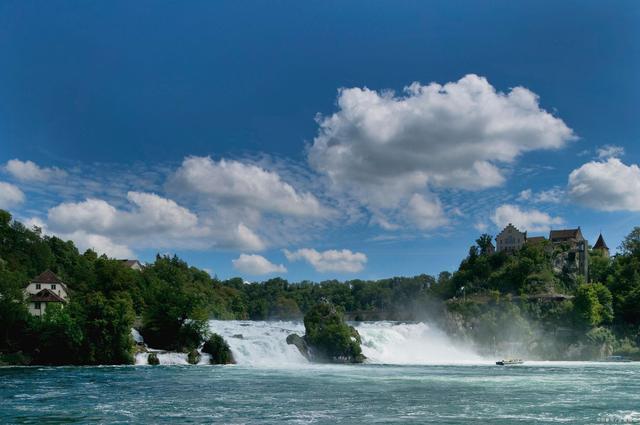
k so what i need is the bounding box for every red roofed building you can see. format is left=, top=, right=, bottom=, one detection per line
left=24, top=270, right=69, bottom=316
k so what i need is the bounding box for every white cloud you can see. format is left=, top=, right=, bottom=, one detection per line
left=168, top=156, right=328, bottom=218
left=309, top=74, right=575, bottom=208
left=4, top=159, right=66, bottom=182
left=405, top=193, right=448, bottom=230
left=491, top=204, right=564, bottom=232
left=22, top=217, right=133, bottom=258
left=518, top=189, right=532, bottom=201
left=63, top=231, right=134, bottom=258
left=568, top=158, right=640, bottom=211
left=232, top=254, right=287, bottom=275
left=284, top=248, right=367, bottom=273
left=233, top=223, right=266, bottom=251
left=596, top=145, right=624, bottom=160
left=474, top=222, right=489, bottom=232
left=44, top=191, right=265, bottom=256
left=48, top=191, right=198, bottom=237
left=518, top=187, right=564, bottom=204
left=0, top=182, right=25, bottom=208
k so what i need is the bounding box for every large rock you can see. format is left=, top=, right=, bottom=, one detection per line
left=202, top=334, right=236, bottom=364
left=296, top=300, right=365, bottom=364
left=148, top=352, right=160, bottom=365
left=286, top=333, right=311, bottom=360
left=187, top=349, right=201, bottom=365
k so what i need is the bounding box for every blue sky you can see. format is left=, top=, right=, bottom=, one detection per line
left=0, top=1, right=638, bottom=281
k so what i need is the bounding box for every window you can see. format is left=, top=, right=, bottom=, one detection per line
left=51, top=284, right=56, bottom=290
left=35, top=283, right=41, bottom=290
left=34, top=302, right=41, bottom=310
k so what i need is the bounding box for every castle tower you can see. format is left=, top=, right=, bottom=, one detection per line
left=593, top=233, right=610, bottom=258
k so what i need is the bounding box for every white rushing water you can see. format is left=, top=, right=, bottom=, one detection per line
left=208, top=320, right=483, bottom=366
left=134, top=320, right=483, bottom=366
left=356, top=321, right=484, bottom=364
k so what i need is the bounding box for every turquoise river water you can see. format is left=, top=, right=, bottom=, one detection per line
left=1, top=321, right=638, bottom=424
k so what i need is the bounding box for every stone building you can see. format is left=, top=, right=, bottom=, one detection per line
left=593, top=233, right=610, bottom=258
left=495, top=223, right=527, bottom=253
left=549, top=228, right=589, bottom=278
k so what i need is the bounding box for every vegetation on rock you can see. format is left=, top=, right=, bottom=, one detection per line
left=299, top=301, right=365, bottom=363
left=201, top=334, right=235, bottom=364
left=147, top=352, right=159, bottom=365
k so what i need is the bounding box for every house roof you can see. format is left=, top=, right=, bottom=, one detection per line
left=31, top=270, right=63, bottom=284
left=28, top=289, right=67, bottom=303
left=549, top=228, right=583, bottom=240
left=120, top=259, right=142, bottom=268
left=29, top=270, right=69, bottom=293
left=594, top=234, right=609, bottom=250
left=527, top=236, right=546, bottom=244
left=29, top=270, right=69, bottom=292
left=496, top=223, right=525, bottom=238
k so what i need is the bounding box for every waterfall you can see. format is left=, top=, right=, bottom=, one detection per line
left=133, top=320, right=482, bottom=366
left=207, top=320, right=482, bottom=366
left=208, top=320, right=308, bottom=367
left=356, top=321, right=483, bottom=364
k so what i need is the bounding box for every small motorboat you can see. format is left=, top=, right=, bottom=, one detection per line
left=601, top=355, right=633, bottom=363
left=496, top=359, right=524, bottom=366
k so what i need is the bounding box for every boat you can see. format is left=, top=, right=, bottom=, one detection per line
left=601, top=355, right=633, bottom=363
left=496, top=359, right=524, bottom=366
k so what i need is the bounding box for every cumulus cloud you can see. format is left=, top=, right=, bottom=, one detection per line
left=309, top=74, right=575, bottom=208
left=491, top=204, right=564, bottom=232
left=596, top=145, right=624, bottom=160
left=48, top=191, right=198, bottom=237
left=232, top=254, right=287, bottom=275
left=0, top=181, right=25, bottom=208
left=568, top=158, right=640, bottom=211
left=405, top=193, right=448, bottom=230
left=22, top=217, right=133, bottom=258
left=168, top=156, right=328, bottom=218
left=4, top=159, right=66, bottom=182
left=284, top=248, right=367, bottom=273
left=62, top=231, right=134, bottom=258
left=44, top=191, right=265, bottom=257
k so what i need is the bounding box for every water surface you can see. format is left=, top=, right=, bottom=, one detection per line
left=2, top=362, right=639, bottom=424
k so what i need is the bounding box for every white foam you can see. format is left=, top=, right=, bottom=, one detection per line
left=207, top=320, right=483, bottom=366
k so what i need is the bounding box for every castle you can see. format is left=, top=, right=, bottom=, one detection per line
left=494, top=223, right=609, bottom=279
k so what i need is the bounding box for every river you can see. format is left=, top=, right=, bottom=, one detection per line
left=2, top=320, right=639, bottom=424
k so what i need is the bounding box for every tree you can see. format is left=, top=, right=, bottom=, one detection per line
left=620, top=227, right=640, bottom=256
left=77, top=293, right=136, bottom=364
left=0, top=268, right=31, bottom=351
left=573, top=283, right=612, bottom=328
left=476, top=234, right=494, bottom=255
left=31, top=303, right=83, bottom=365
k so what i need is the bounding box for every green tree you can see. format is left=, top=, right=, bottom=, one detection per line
left=620, top=226, right=640, bottom=256
left=31, top=303, right=83, bottom=365
left=76, top=293, right=136, bottom=364
left=476, top=234, right=494, bottom=255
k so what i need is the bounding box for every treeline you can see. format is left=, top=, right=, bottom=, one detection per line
left=437, top=232, right=640, bottom=359
left=0, top=210, right=240, bottom=364
left=2, top=206, right=640, bottom=363
left=0, top=209, right=440, bottom=365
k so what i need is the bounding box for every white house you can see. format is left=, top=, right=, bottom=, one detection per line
left=120, top=259, right=144, bottom=271
left=25, top=270, right=69, bottom=316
